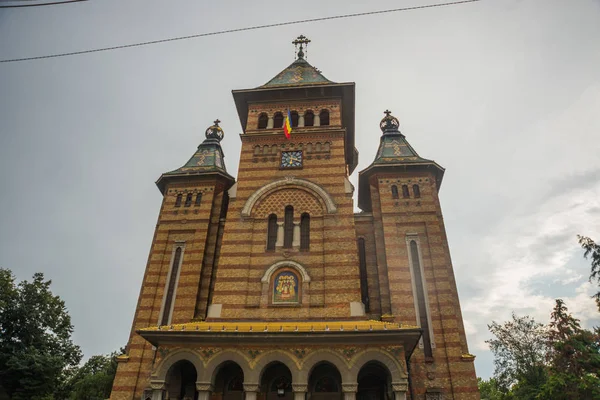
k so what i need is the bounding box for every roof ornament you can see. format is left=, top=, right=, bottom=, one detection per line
left=292, top=34, right=311, bottom=60
left=380, top=109, right=400, bottom=133
left=205, top=119, right=224, bottom=142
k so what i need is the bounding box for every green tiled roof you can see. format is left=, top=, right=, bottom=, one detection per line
left=262, top=58, right=332, bottom=88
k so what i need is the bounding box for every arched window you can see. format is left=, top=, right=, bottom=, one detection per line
left=315, top=142, right=321, bottom=152
left=402, top=185, right=410, bottom=198
left=175, top=194, right=182, bottom=207
left=257, top=113, right=268, bottom=129
left=324, top=142, right=331, bottom=152
left=413, top=184, right=421, bottom=198
left=284, top=206, right=294, bottom=248
left=254, top=145, right=261, bottom=155
left=411, top=240, right=433, bottom=358
left=304, top=110, right=315, bottom=127
left=184, top=193, right=192, bottom=207
left=273, top=112, right=284, bottom=129
left=267, top=214, right=278, bottom=251
left=319, top=109, right=330, bottom=126
left=263, top=145, right=270, bottom=155
left=160, top=246, right=182, bottom=326
left=391, top=185, right=399, bottom=199
left=358, top=238, right=369, bottom=312
left=300, top=213, right=310, bottom=250
left=195, top=193, right=202, bottom=206
left=290, top=111, right=299, bottom=127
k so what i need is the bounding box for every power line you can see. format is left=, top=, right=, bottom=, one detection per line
left=0, top=0, right=483, bottom=63
left=0, top=0, right=87, bottom=8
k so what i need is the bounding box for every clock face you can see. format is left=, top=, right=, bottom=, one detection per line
left=281, top=151, right=303, bottom=168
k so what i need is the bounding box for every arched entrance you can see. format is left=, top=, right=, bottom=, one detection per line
left=165, top=360, right=198, bottom=400
left=308, top=362, right=342, bottom=400
left=356, top=362, right=392, bottom=400
left=259, top=362, right=293, bottom=400
left=212, top=362, right=244, bottom=400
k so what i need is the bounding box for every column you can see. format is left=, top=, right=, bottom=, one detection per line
left=292, top=222, right=301, bottom=247
left=267, top=116, right=274, bottom=129
left=195, top=383, right=213, bottom=400
left=276, top=222, right=284, bottom=247
left=342, top=383, right=357, bottom=400
left=244, top=383, right=260, bottom=400
left=292, top=384, right=307, bottom=400
left=392, top=382, right=408, bottom=400
left=149, top=380, right=165, bottom=400
left=298, top=114, right=305, bottom=127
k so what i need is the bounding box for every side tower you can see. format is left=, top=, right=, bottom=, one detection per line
left=356, top=112, right=479, bottom=399
left=110, top=122, right=235, bottom=400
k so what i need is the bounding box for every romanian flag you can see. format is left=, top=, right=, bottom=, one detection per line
left=283, top=110, right=292, bottom=139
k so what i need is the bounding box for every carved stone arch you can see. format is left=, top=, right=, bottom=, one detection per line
left=349, top=350, right=406, bottom=382
left=242, top=177, right=337, bottom=217
left=299, top=349, right=350, bottom=384
left=261, top=260, right=310, bottom=283
left=153, top=348, right=204, bottom=382
left=200, top=350, right=252, bottom=385
left=246, top=350, right=301, bottom=385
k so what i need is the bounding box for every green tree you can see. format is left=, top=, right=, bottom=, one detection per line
left=477, top=377, right=506, bottom=400
left=538, top=299, right=600, bottom=399
left=66, top=351, right=120, bottom=400
left=0, top=269, right=82, bottom=400
left=486, top=314, right=548, bottom=399
left=578, top=235, right=600, bottom=309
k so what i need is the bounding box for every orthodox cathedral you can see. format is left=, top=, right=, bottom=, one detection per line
left=110, top=36, right=479, bottom=400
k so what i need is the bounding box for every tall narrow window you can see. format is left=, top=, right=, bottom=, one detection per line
left=319, top=110, right=330, bottom=126
left=184, top=193, right=192, bottom=207
left=175, top=194, right=182, bottom=207
left=410, top=240, right=433, bottom=358
left=267, top=214, right=278, bottom=251
left=284, top=206, right=294, bottom=248
left=273, top=112, right=284, bottom=128
left=391, top=185, right=399, bottom=199
left=357, top=238, right=370, bottom=312
left=300, top=213, right=310, bottom=250
left=258, top=113, right=268, bottom=129
left=290, top=111, right=299, bottom=127
left=413, top=184, right=421, bottom=198
left=160, top=246, right=182, bottom=326
left=304, top=111, right=314, bottom=127
left=402, top=185, right=410, bottom=198
left=195, top=193, right=202, bottom=206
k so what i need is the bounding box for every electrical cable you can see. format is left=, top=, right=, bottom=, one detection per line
left=0, top=0, right=87, bottom=8
left=0, top=0, right=482, bottom=63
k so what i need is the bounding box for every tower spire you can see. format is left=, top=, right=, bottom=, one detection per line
left=292, top=34, right=311, bottom=60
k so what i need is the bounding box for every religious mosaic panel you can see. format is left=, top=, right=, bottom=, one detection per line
left=273, top=270, right=299, bottom=304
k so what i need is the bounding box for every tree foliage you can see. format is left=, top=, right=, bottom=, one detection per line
left=578, top=235, right=600, bottom=309
left=65, top=352, right=121, bottom=400
left=538, top=299, right=600, bottom=399
left=477, top=377, right=505, bottom=400
left=0, top=268, right=82, bottom=399
left=485, top=313, right=548, bottom=397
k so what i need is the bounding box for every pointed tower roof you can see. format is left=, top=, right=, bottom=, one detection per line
left=261, top=34, right=333, bottom=88
left=156, top=120, right=235, bottom=193
left=358, top=111, right=445, bottom=211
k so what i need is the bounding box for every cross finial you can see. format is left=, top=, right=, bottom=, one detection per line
left=384, top=110, right=392, bottom=117
left=292, top=35, right=311, bottom=59
left=213, top=119, right=221, bottom=126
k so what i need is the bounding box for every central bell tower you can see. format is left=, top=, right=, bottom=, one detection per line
left=207, top=35, right=364, bottom=319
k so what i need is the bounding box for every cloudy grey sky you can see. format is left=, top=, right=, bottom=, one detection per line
left=1, top=0, right=599, bottom=379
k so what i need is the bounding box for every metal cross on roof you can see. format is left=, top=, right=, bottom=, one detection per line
left=292, top=35, right=311, bottom=59
left=213, top=119, right=221, bottom=126
left=384, top=110, right=392, bottom=117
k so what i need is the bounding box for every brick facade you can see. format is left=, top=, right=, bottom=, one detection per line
left=110, top=41, right=479, bottom=400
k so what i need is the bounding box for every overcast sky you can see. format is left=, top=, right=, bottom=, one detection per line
left=1, top=0, right=599, bottom=379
